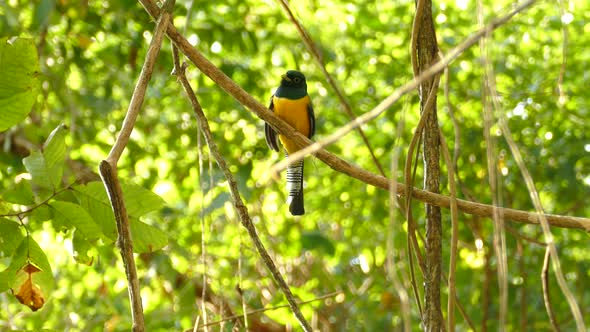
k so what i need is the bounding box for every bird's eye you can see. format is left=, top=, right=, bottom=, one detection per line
left=293, top=77, right=301, bottom=83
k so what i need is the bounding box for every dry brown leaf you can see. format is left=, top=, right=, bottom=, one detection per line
left=12, top=262, right=46, bottom=311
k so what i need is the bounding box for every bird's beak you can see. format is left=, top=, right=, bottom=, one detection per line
left=281, top=74, right=291, bottom=82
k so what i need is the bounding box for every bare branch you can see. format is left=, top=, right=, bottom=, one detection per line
left=499, top=119, right=586, bottom=330
left=542, top=247, right=561, bottom=332
left=98, top=3, right=173, bottom=331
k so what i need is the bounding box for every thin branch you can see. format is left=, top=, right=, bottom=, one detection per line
left=505, top=225, right=546, bottom=246
left=542, top=246, right=561, bottom=332
left=135, top=0, right=590, bottom=232
left=275, top=0, right=386, bottom=176
left=387, top=145, right=412, bottom=331
left=268, top=0, right=537, bottom=175
left=556, top=0, right=569, bottom=103
left=518, top=241, right=527, bottom=332
left=499, top=118, right=586, bottom=331
left=171, top=49, right=312, bottom=332
left=479, top=0, right=508, bottom=328
left=98, top=4, right=172, bottom=331
left=189, top=291, right=343, bottom=331
left=439, top=129, right=459, bottom=332
left=172, top=45, right=211, bottom=332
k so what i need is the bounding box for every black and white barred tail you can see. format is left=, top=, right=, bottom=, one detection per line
left=286, top=157, right=305, bottom=215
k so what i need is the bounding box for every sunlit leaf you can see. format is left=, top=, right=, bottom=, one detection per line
left=0, top=218, right=25, bottom=258
left=0, top=37, right=40, bottom=131
left=1, top=179, right=35, bottom=205
left=2, top=236, right=53, bottom=299
left=50, top=201, right=104, bottom=239
left=129, top=218, right=168, bottom=253
left=73, top=182, right=117, bottom=241
left=42, top=124, right=67, bottom=188
left=22, top=150, right=52, bottom=190
left=121, top=183, right=166, bottom=217
left=72, top=229, right=94, bottom=266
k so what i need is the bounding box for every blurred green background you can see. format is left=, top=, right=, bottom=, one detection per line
left=1, top=0, right=589, bottom=330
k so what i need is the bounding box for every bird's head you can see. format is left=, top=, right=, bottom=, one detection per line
left=280, top=70, right=307, bottom=89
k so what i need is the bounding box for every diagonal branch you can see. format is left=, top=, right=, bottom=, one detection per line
left=136, top=0, right=590, bottom=232
left=98, top=2, right=174, bottom=331
left=275, top=0, right=386, bottom=176
left=171, top=49, right=312, bottom=332
left=269, top=0, right=537, bottom=175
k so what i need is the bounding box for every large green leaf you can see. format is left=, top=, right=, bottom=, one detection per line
left=129, top=218, right=168, bottom=253
left=121, top=183, right=166, bottom=217
left=72, top=229, right=95, bottom=266
left=22, top=150, right=52, bottom=190
left=42, top=124, right=67, bottom=188
left=0, top=236, right=53, bottom=295
left=0, top=38, right=40, bottom=131
left=1, top=179, right=35, bottom=205
left=49, top=201, right=103, bottom=239
left=0, top=218, right=25, bottom=259
left=72, top=182, right=117, bottom=240
left=73, top=181, right=167, bottom=247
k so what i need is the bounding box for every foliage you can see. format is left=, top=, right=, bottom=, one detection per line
left=1, top=0, right=589, bottom=330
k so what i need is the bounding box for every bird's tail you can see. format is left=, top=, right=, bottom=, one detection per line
left=286, top=157, right=305, bottom=216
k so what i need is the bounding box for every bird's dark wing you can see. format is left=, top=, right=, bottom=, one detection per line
left=307, top=100, right=315, bottom=138
left=265, top=96, right=280, bottom=151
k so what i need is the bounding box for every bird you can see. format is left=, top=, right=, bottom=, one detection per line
left=265, top=70, right=315, bottom=216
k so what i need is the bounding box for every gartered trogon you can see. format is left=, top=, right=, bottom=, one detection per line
left=265, top=70, right=316, bottom=216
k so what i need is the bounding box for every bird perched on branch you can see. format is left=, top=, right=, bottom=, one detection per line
left=265, top=70, right=315, bottom=216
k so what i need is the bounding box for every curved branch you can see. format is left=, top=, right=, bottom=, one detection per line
left=136, top=0, right=590, bottom=233
left=275, top=0, right=386, bottom=176
left=171, top=48, right=312, bottom=331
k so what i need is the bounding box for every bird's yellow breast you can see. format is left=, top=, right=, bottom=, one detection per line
left=272, top=95, right=311, bottom=154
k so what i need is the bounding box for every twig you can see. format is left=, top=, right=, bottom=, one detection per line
left=478, top=0, right=508, bottom=328
left=542, top=246, right=561, bottom=332
left=505, top=225, right=546, bottom=246
left=518, top=241, right=527, bottom=331
left=98, top=3, right=173, bottom=331
left=499, top=119, right=586, bottom=331
left=556, top=0, right=569, bottom=103
left=135, top=0, right=590, bottom=232
left=171, top=49, right=313, bottom=332
left=439, top=129, right=459, bottom=332
left=387, top=145, right=412, bottom=331
left=275, top=0, right=386, bottom=176
left=268, top=0, right=537, bottom=175
left=172, top=46, right=211, bottom=332
left=189, top=291, right=343, bottom=331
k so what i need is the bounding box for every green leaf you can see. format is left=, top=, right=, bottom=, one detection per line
left=120, top=183, right=166, bottom=217
left=72, top=182, right=117, bottom=240
left=42, top=124, right=67, bottom=188
left=0, top=236, right=54, bottom=294
left=300, top=231, right=336, bottom=256
left=50, top=201, right=103, bottom=239
left=1, top=179, right=35, bottom=205
left=129, top=219, right=168, bottom=253
left=0, top=218, right=25, bottom=258
left=72, top=229, right=94, bottom=265
left=0, top=38, right=40, bottom=131
left=22, top=150, right=52, bottom=190
left=29, top=204, right=53, bottom=223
